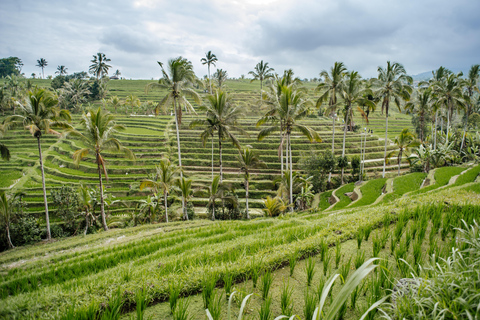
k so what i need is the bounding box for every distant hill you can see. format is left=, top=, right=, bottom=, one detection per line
left=410, top=71, right=432, bottom=81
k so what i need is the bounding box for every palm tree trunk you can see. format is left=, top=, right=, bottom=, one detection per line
left=280, top=132, right=284, bottom=175
left=164, top=192, right=169, bottom=223
left=382, top=113, right=389, bottom=178
left=362, top=128, right=367, bottom=179
left=397, top=150, right=402, bottom=176
left=96, top=154, right=108, bottom=231
left=173, top=98, right=185, bottom=216
left=218, top=131, right=223, bottom=182
left=211, top=197, right=215, bottom=221
left=182, top=196, right=188, bottom=220
left=289, top=134, right=293, bottom=212
left=260, top=79, right=263, bottom=100
left=460, top=113, right=467, bottom=151
left=84, top=212, right=89, bottom=236
left=434, top=110, right=438, bottom=150
left=446, top=105, right=450, bottom=144
left=328, top=115, right=335, bottom=183
left=341, top=105, right=350, bottom=185
left=6, top=224, right=14, bottom=249
left=37, top=135, right=51, bottom=240
left=208, top=65, right=212, bottom=94
left=245, top=178, right=249, bottom=219
left=359, top=128, right=364, bottom=182
left=211, top=136, right=214, bottom=180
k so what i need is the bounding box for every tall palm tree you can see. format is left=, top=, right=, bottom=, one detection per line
left=432, top=72, right=466, bottom=144
left=125, top=94, right=140, bottom=114
left=0, top=191, right=14, bottom=249
left=175, top=176, right=193, bottom=220
left=190, top=90, right=245, bottom=182
left=213, top=69, right=228, bottom=88
left=11, top=88, right=71, bottom=240
left=55, top=65, right=68, bottom=76
left=249, top=60, right=275, bottom=99
left=36, top=58, right=48, bottom=79
left=461, top=65, right=479, bottom=150
left=204, top=175, right=228, bottom=221
left=109, top=96, right=122, bottom=113
left=140, top=158, right=178, bottom=223
left=146, top=57, right=201, bottom=175
left=68, top=107, right=135, bottom=231
left=372, top=61, right=413, bottom=178
left=338, top=71, right=374, bottom=184
left=114, top=69, right=121, bottom=78
left=258, top=85, right=321, bottom=209
left=89, top=53, right=112, bottom=80
left=237, top=147, right=266, bottom=219
left=386, top=128, right=420, bottom=176
left=316, top=62, right=347, bottom=182
left=189, top=115, right=217, bottom=179
left=201, top=51, right=218, bottom=94
left=405, top=87, right=434, bottom=142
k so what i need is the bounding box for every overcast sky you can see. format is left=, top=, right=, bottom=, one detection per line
left=1, top=0, right=479, bottom=80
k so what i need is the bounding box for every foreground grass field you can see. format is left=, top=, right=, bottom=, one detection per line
left=0, top=168, right=478, bottom=319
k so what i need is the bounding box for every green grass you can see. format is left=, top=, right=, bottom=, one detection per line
left=317, top=190, right=333, bottom=210
left=0, top=170, right=23, bottom=188
left=382, top=172, right=427, bottom=202
left=331, top=183, right=355, bottom=209
left=451, top=164, right=480, bottom=186
left=410, top=166, right=465, bottom=196
left=350, top=178, right=387, bottom=208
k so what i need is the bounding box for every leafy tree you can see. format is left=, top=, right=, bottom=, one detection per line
left=89, top=53, right=111, bottom=80
left=386, top=128, right=420, bottom=176
left=109, top=96, right=122, bottom=113
left=237, top=147, right=266, bottom=219
left=51, top=185, right=80, bottom=235
left=461, top=64, right=480, bottom=150
left=55, top=65, right=68, bottom=76
left=372, top=61, right=413, bottom=178
left=51, top=75, right=67, bottom=89
left=249, top=60, right=275, bottom=99
left=36, top=58, right=48, bottom=79
left=213, top=69, right=228, bottom=88
left=204, top=175, right=228, bottom=221
left=0, top=191, right=14, bottom=249
left=263, top=196, right=287, bottom=217
left=5, top=75, right=24, bottom=114
left=0, top=123, right=11, bottom=161
left=10, top=88, right=72, bottom=240
left=175, top=177, right=193, bottom=220
left=201, top=51, right=218, bottom=94
left=68, top=107, right=135, bottom=231
left=258, top=85, right=321, bottom=209
left=59, top=79, right=91, bottom=111
left=140, top=158, right=178, bottom=223
left=316, top=62, right=347, bottom=182
left=300, top=151, right=336, bottom=192
left=405, top=87, right=434, bottom=142
left=125, top=94, right=140, bottom=114
left=0, top=57, right=23, bottom=77
left=190, top=90, right=245, bottom=182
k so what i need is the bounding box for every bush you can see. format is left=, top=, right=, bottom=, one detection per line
left=51, top=185, right=81, bottom=235
left=7, top=198, right=43, bottom=248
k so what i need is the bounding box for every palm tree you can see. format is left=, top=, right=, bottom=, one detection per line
left=316, top=62, right=347, bottom=182
left=258, top=85, right=321, bottom=209
left=68, top=107, right=135, bottom=231
left=55, top=65, right=68, bottom=76
left=11, top=88, right=71, bottom=240
left=109, top=95, right=122, bottom=113
left=146, top=57, right=201, bottom=215
left=89, top=53, right=112, bottom=80
left=0, top=191, right=14, bottom=249
left=386, top=128, right=420, bottom=176
left=432, top=72, right=466, bottom=145
left=405, top=87, right=434, bottom=142
left=36, top=58, right=48, bottom=79
left=338, top=71, right=374, bottom=184
left=190, top=90, right=245, bottom=182
left=78, top=184, right=94, bottom=235
left=204, top=175, right=228, bottom=221
left=201, top=51, right=218, bottom=94
left=237, top=147, right=266, bottom=219
left=0, top=123, right=11, bottom=161
left=114, top=69, right=121, bottom=78
left=263, top=196, right=287, bottom=217
left=372, top=61, right=413, bottom=178
left=461, top=65, right=479, bottom=150
left=125, top=94, right=140, bottom=114
left=213, top=69, right=228, bottom=88
left=175, top=177, right=193, bottom=220
left=189, top=115, right=217, bottom=179
left=140, top=158, right=178, bottom=223
left=249, top=60, right=275, bottom=99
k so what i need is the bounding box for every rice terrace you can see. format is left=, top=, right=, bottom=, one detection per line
left=1, top=37, right=480, bottom=320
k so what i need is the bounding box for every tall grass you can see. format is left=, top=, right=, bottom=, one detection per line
left=305, top=256, right=316, bottom=286
left=280, top=279, right=294, bottom=316
left=260, top=270, right=273, bottom=300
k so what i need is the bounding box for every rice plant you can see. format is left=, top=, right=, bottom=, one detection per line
left=356, top=229, right=364, bottom=249
left=223, top=270, right=233, bottom=298
left=206, top=290, right=223, bottom=320
left=134, top=288, right=148, bottom=320
left=340, top=258, right=351, bottom=284
left=100, top=289, right=123, bottom=320
left=372, top=235, right=381, bottom=257
left=305, top=256, right=316, bottom=286
left=323, top=251, right=331, bottom=276
left=364, top=225, right=372, bottom=241
left=428, top=237, right=437, bottom=257
left=169, top=281, right=181, bottom=314
left=354, top=250, right=365, bottom=270
left=251, top=258, right=260, bottom=288
left=413, top=239, right=423, bottom=266
left=303, top=289, right=317, bottom=320
left=335, top=241, right=342, bottom=269
left=316, top=275, right=326, bottom=302
left=202, top=274, right=217, bottom=309
left=405, top=228, right=413, bottom=250
left=258, top=296, right=272, bottom=320
left=289, top=250, right=298, bottom=277
left=260, top=269, right=273, bottom=300
left=320, top=239, right=329, bottom=261
left=380, top=227, right=390, bottom=249
left=280, top=279, right=294, bottom=316
left=173, top=298, right=192, bottom=320
left=383, top=211, right=392, bottom=228
left=337, top=302, right=348, bottom=320
left=394, top=217, right=405, bottom=243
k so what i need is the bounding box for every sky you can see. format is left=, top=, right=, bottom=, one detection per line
left=1, top=0, right=479, bottom=80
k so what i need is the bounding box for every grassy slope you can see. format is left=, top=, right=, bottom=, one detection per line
left=349, top=178, right=387, bottom=208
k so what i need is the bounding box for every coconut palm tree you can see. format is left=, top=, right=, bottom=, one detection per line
left=258, top=85, right=321, bottom=209
left=36, top=58, right=48, bottom=79
left=78, top=184, right=94, bottom=235
left=68, top=107, right=135, bottom=231
left=189, top=115, right=217, bottom=179
left=0, top=191, right=14, bottom=249
left=338, top=71, right=374, bottom=184
left=372, top=61, right=413, bottom=178
left=201, top=51, right=218, bottom=94
left=89, top=53, right=111, bottom=80
left=175, top=177, right=193, bottom=220
left=125, top=94, right=140, bottom=114
left=249, top=60, right=275, bottom=99
left=114, top=69, right=121, bottom=78
left=405, top=87, right=434, bottom=142
left=461, top=64, right=480, bottom=150
left=237, top=147, right=266, bottom=219
left=204, top=175, right=229, bottom=221
left=316, top=62, right=347, bottom=182
left=11, top=88, right=71, bottom=240
left=190, top=90, right=245, bottom=182
left=432, top=72, right=466, bottom=145
left=386, top=128, right=420, bottom=176
left=55, top=65, right=68, bottom=76
left=109, top=95, right=122, bottom=113
left=213, top=69, right=228, bottom=88
left=140, top=158, right=178, bottom=223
